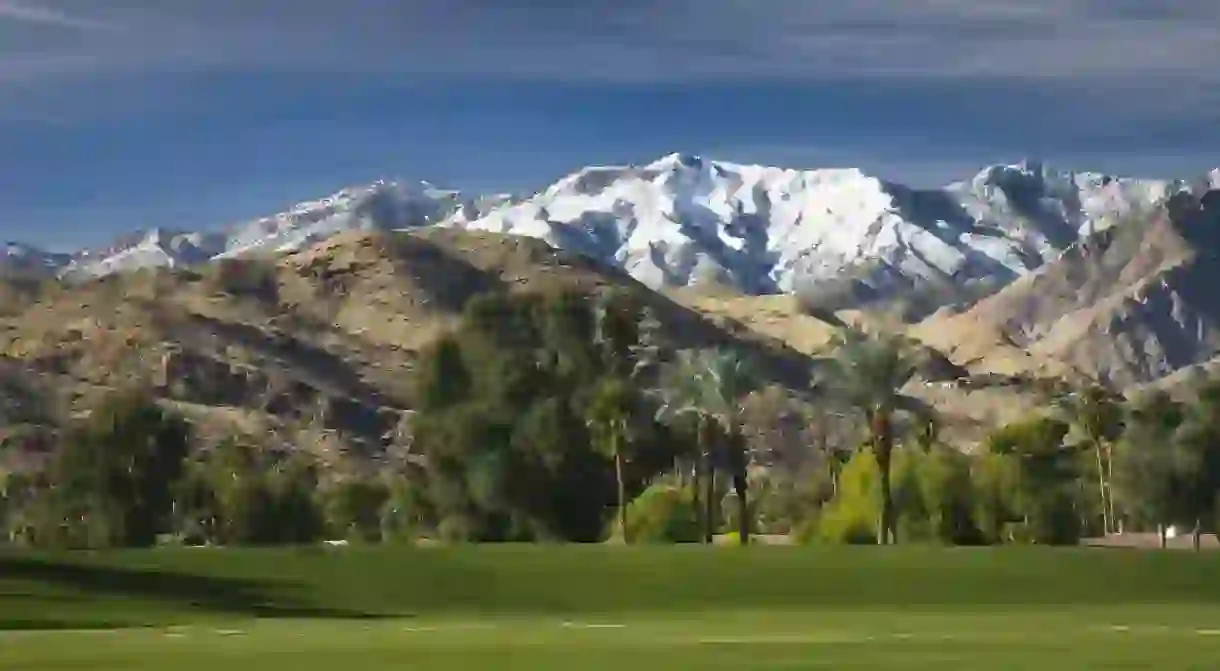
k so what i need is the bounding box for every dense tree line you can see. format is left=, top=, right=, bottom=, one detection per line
left=3, top=286, right=1220, bottom=550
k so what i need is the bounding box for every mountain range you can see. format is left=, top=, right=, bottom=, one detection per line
left=2, top=154, right=1220, bottom=467
left=10, top=155, right=1218, bottom=316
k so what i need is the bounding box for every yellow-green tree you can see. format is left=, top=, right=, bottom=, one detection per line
left=812, top=326, right=933, bottom=544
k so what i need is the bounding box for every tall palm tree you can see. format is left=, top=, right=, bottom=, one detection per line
left=812, top=326, right=932, bottom=545
left=1053, top=383, right=1124, bottom=535
left=699, top=349, right=759, bottom=546
left=657, top=347, right=758, bottom=545
left=656, top=350, right=713, bottom=542
left=586, top=376, right=635, bottom=543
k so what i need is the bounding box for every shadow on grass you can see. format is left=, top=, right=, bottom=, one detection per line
left=0, top=555, right=389, bottom=630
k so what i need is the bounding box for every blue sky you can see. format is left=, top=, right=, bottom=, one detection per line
left=2, top=1, right=1219, bottom=250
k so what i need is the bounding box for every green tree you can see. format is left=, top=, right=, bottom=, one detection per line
left=411, top=288, right=675, bottom=543
left=197, top=437, right=274, bottom=545
left=985, top=416, right=1081, bottom=544
left=1054, top=383, right=1124, bottom=535
left=264, top=454, right=325, bottom=545
left=656, top=351, right=714, bottom=542
left=658, top=348, right=758, bottom=545
left=912, top=448, right=981, bottom=544
left=49, top=390, right=192, bottom=547
left=1169, top=381, right=1220, bottom=550
left=1112, top=391, right=1185, bottom=547
left=585, top=377, right=636, bottom=542
left=971, top=450, right=1021, bottom=544
left=812, top=326, right=933, bottom=544
left=323, top=476, right=390, bottom=542
left=380, top=474, right=434, bottom=542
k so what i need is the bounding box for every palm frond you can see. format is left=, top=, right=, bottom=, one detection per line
left=811, top=324, right=923, bottom=415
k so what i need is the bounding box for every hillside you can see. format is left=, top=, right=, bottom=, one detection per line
left=915, top=188, right=1220, bottom=391
left=0, top=228, right=813, bottom=466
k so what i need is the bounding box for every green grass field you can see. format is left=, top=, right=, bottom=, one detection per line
left=4, top=546, right=1220, bottom=669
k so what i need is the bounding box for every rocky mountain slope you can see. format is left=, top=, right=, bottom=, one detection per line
left=0, top=228, right=821, bottom=466
left=916, top=186, right=1220, bottom=390
left=6, top=155, right=1199, bottom=318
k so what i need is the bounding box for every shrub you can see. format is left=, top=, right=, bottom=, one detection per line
left=816, top=504, right=878, bottom=544
left=624, top=483, right=700, bottom=544
left=814, top=452, right=880, bottom=544
left=208, top=257, right=280, bottom=302
left=718, top=531, right=757, bottom=545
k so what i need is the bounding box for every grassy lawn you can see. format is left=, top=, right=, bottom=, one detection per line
left=3, top=545, right=1220, bottom=668
left=5, top=608, right=1220, bottom=669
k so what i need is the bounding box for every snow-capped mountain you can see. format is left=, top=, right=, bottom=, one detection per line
left=47, top=181, right=513, bottom=281
left=441, top=154, right=1181, bottom=299
left=5, top=154, right=1210, bottom=313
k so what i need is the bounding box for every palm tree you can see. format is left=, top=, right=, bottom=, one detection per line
left=656, top=350, right=713, bottom=542
left=699, top=349, right=759, bottom=546
left=1053, top=383, right=1124, bottom=535
left=812, top=326, right=932, bottom=545
left=657, top=347, right=758, bottom=545
left=586, top=376, right=635, bottom=543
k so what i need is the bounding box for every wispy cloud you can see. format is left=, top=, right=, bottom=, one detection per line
left=3, top=1, right=1217, bottom=81
left=1, top=0, right=1218, bottom=126
left=0, top=0, right=116, bottom=31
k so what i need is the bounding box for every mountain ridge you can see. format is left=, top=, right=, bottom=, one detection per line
left=7, top=155, right=1211, bottom=316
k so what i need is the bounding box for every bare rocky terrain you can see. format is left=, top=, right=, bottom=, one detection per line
left=0, top=228, right=816, bottom=470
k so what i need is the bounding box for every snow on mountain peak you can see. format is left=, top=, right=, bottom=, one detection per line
left=10, top=154, right=1208, bottom=315
left=445, top=153, right=1158, bottom=299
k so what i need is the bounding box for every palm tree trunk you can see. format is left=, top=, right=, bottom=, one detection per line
left=1094, top=441, right=1111, bottom=535
left=1158, top=524, right=1167, bottom=549
left=872, top=411, right=895, bottom=545
left=614, top=449, right=627, bottom=543
left=1193, top=519, right=1202, bottom=552
left=692, top=417, right=708, bottom=544
left=734, top=472, right=749, bottom=546
left=1104, top=441, right=1117, bottom=533
left=690, top=458, right=702, bottom=543
left=878, top=457, right=894, bottom=545
left=704, top=466, right=716, bottom=544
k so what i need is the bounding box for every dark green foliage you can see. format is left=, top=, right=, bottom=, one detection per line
left=1113, top=391, right=1185, bottom=542
left=410, top=287, right=688, bottom=543
left=322, top=478, right=390, bottom=542
left=265, top=456, right=326, bottom=544
left=984, top=416, right=1081, bottom=545
left=1165, top=381, right=1220, bottom=547
left=173, top=439, right=325, bottom=547
left=911, top=448, right=983, bottom=544
left=38, top=390, right=192, bottom=548
left=379, top=476, right=433, bottom=542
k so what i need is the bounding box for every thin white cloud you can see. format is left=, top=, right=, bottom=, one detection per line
left=0, top=0, right=116, bottom=31
left=2, top=0, right=1217, bottom=81
left=1, top=0, right=1217, bottom=126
